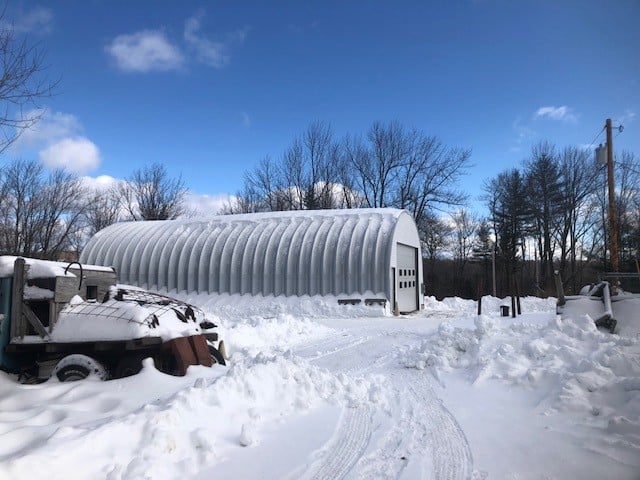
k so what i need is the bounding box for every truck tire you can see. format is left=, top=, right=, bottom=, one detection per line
left=53, top=354, right=108, bottom=382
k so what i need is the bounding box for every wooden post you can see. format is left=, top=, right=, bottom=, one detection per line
left=515, top=276, right=522, bottom=315
left=606, top=119, right=619, bottom=286
left=510, top=274, right=516, bottom=318
left=477, top=278, right=483, bottom=315
left=554, top=270, right=565, bottom=306
left=10, top=258, right=26, bottom=339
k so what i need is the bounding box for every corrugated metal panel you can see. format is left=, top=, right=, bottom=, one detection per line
left=80, top=209, right=417, bottom=299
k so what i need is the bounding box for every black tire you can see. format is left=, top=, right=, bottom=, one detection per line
left=114, top=356, right=143, bottom=378
left=53, top=354, right=108, bottom=382
left=56, top=364, right=91, bottom=382
left=208, top=345, right=226, bottom=366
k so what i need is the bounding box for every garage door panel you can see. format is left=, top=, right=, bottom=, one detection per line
left=397, top=243, right=418, bottom=312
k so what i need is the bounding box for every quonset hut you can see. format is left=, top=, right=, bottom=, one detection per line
left=80, top=208, right=423, bottom=313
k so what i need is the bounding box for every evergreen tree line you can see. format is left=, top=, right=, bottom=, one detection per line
left=476, top=142, right=640, bottom=298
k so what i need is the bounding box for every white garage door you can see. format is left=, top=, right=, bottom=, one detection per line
left=396, top=243, right=418, bottom=313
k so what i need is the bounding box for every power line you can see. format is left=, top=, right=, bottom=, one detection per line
left=614, top=161, right=640, bottom=176
left=586, top=125, right=606, bottom=151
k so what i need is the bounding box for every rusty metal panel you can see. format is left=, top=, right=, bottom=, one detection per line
left=189, top=335, right=213, bottom=367
left=164, top=336, right=197, bottom=375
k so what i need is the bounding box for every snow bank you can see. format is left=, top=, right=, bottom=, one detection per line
left=402, top=311, right=640, bottom=461
left=178, top=292, right=388, bottom=320
left=0, top=353, right=389, bottom=480
left=424, top=295, right=556, bottom=315
left=214, top=313, right=333, bottom=356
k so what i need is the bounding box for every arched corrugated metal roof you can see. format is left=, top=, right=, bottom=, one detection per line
left=80, top=209, right=416, bottom=297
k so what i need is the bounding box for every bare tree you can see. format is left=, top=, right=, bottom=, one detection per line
left=118, top=163, right=187, bottom=221
left=337, top=135, right=367, bottom=209
left=84, top=187, right=121, bottom=235
left=0, top=159, right=85, bottom=259
left=348, top=122, right=470, bottom=222
left=228, top=120, right=471, bottom=233
left=0, top=158, right=42, bottom=254
left=37, top=169, right=86, bottom=258
left=418, top=211, right=452, bottom=296
left=472, top=218, right=495, bottom=295
left=556, top=146, right=599, bottom=292
left=301, top=121, right=337, bottom=209
left=358, top=121, right=409, bottom=208
left=450, top=209, right=478, bottom=295
left=614, top=151, right=640, bottom=268
left=400, top=134, right=470, bottom=227
left=0, top=11, right=58, bottom=153
left=590, top=150, right=640, bottom=272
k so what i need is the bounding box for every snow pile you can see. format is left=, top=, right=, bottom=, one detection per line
left=424, top=295, right=556, bottom=316
left=0, top=353, right=389, bottom=480
left=402, top=312, right=640, bottom=460
left=212, top=313, right=333, bottom=356
left=180, top=292, right=388, bottom=320
left=613, top=295, right=640, bottom=337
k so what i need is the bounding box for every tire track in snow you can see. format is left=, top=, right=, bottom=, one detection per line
left=405, top=369, right=473, bottom=480
left=297, top=407, right=373, bottom=480
left=293, top=331, right=473, bottom=480
left=355, top=368, right=473, bottom=480
left=290, top=336, right=385, bottom=480
left=294, top=333, right=369, bottom=362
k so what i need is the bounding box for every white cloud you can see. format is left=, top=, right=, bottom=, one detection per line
left=512, top=117, right=536, bottom=144
left=618, top=109, right=636, bottom=124
left=7, top=6, right=53, bottom=34
left=105, top=30, right=184, bottom=73
left=9, top=109, right=103, bottom=174
left=184, top=12, right=248, bottom=68
left=80, top=175, right=120, bottom=192
left=186, top=192, right=233, bottom=216
left=40, top=137, right=101, bottom=174
left=13, top=109, right=81, bottom=149
left=534, top=106, right=578, bottom=123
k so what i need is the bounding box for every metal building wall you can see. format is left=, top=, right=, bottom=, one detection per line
left=80, top=209, right=419, bottom=300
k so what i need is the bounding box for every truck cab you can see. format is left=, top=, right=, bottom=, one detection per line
left=0, top=256, right=225, bottom=382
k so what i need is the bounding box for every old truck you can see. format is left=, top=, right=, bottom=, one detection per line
left=0, top=256, right=226, bottom=382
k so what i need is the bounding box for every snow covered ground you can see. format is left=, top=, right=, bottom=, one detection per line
left=0, top=293, right=638, bottom=479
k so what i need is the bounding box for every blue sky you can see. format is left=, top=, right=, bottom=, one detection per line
left=4, top=0, right=639, bottom=214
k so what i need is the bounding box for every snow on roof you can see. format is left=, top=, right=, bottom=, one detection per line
left=49, top=298, right=201, bottom=342
left=12, top=288, right=205, bottom=343
left=80, top=208, right=419, bottom=298
left=0, top=256, right=75, bottom=279
left=0, top=256, right=114, bottom=279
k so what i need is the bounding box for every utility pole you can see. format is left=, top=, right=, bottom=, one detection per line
left=605, top=118, right=619, bottom=277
